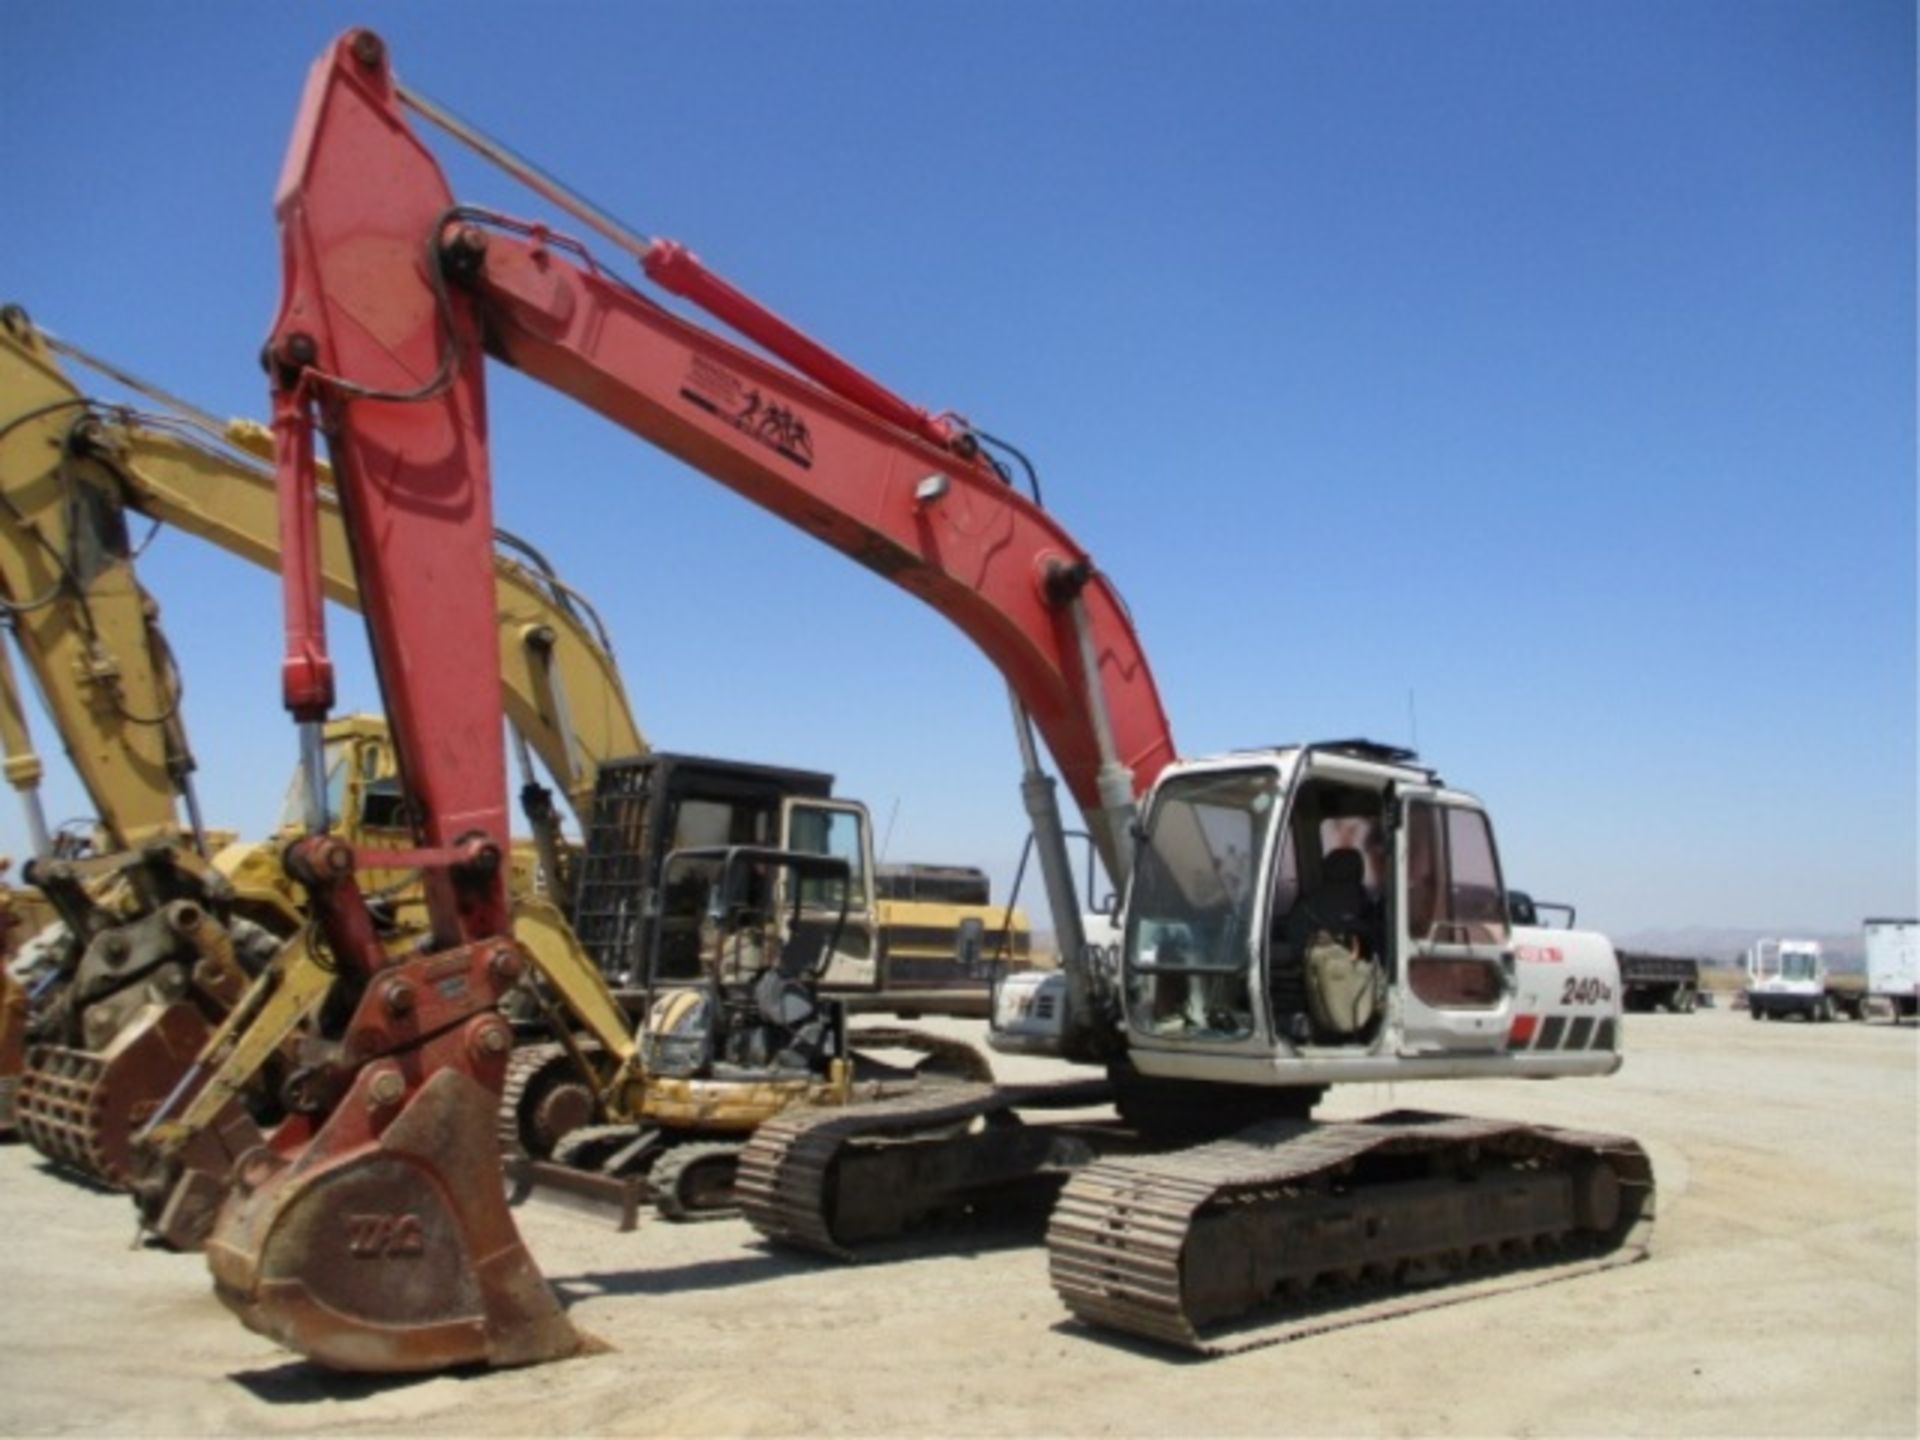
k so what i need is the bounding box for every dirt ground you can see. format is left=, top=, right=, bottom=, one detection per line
left=0, top=1007, right=1913, bottom=1438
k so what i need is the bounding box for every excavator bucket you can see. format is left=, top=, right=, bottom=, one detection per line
left=204, top=943, right=581, bottom=1373
left=132, top=1097, right=268, bottom=1251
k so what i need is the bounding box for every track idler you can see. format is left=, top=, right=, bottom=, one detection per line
left=204, top=940, right=580, bottom=1373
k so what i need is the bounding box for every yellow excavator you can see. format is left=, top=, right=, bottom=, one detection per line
left=1, top=310, right=995, bottom=1241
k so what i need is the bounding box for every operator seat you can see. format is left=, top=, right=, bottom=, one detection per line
left=1285, top=848, right=1377, bottom=955
left=1272, top=847, right=1383, bottom=1043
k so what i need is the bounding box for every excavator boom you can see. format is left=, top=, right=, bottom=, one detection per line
left=266, top=35, right=1174, bottom=888
left=0, top=310, right=198, bottom=856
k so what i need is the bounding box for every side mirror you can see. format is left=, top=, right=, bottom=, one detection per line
left=1102, top=892, right=1120, bottom=922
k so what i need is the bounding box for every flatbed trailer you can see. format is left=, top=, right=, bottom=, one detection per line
left=1615, top=951, right=1701, bottom=1013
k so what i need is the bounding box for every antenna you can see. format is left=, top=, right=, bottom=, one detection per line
left=878, top=796, right=901, bottom=865
left=1407, top=688, right=1419, bottom=751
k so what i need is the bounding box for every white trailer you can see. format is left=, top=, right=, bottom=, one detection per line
left=1862, top=918, right=1918, bottom=1022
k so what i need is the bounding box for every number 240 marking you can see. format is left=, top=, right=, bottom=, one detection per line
left=1560, top=976, right=1613, bottom=1006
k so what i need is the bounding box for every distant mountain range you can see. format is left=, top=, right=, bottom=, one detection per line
left=1613, top=925, right=1869, bottom=971
left=1026, top=923, right=1878, bottom=971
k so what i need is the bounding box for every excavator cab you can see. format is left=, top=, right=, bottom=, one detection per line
left=1119, top=742, right=1520, bottom=1080
left=569, top=753, right=835, bottom=986
left=640, top=845, right=851, bottom=1081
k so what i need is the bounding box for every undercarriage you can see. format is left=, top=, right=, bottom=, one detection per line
left=738, top=1082, right=1653, bottom=1351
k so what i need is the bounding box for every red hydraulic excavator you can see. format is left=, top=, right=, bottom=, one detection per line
left=209, top=30, right=1650, bottom=1373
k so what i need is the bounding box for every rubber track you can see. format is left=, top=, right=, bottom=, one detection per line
left=650, top=1139, right=745, bottom=1222
left=1046, top=1111, right=1655, bottom=1355
left=735, top=1082, right=1006, bottom=1258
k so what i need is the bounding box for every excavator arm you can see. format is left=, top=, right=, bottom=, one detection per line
left=0, top=623, right=51, bottom=856
left=0, top=313, right=652, bottom=1238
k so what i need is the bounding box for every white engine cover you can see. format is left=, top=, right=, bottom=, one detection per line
left=1504, top=924, right=1628, bottom=1057
left=988, top=912, right=1119, bottom=1056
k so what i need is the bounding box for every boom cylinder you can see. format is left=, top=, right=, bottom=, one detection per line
left=0, top=633, right=51, bottom=859
left=1062, top=589, right=1138, bottom=891
left=1008, top=688, right=1109, bottom=1061
left=268, top=381, right=333, bottom=726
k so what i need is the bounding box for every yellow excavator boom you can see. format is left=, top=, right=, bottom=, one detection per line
left=0, top=307, right=650, bottom=1217
left=0, top=308, right=645, bottom=846
left=0, top=309, right=200, bottom=855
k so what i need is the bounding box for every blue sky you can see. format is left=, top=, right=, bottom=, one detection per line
left=2, top=1, right=1912, bottom=937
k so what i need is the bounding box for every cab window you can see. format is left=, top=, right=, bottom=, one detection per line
left=1406, top=802, right=1507, bottom=946
left=1124, top=768, right=1277, bottom=1041
left=1405, top=800, right=1508, bottom=1008
left=786, top=805, right=867, bottom=911
left=1445, top=807, right=1506, bottom=943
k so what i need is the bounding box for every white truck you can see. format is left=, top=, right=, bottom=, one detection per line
left=1745, top=938, right=1870, bottom=1022
left=1862, top=918, right=1918, bottom=1023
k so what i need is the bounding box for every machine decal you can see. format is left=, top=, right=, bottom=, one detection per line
left=1517, top=1014, right=1618, bottom=1052
left=1560, top=975, right=1614, bottom=1006
left=681, top=356, right=815, bottom=468
left=346, top=1213, right=426, bottom=1259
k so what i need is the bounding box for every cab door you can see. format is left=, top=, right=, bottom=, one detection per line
left=1394, top=795, right=1513, bottom=1054
left=779, top=797, right=879, bottom=990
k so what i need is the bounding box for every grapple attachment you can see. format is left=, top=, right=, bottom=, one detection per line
left=204, top=939, right=580, bottom=1373
left=17, top=1002, right=213, bottom=1186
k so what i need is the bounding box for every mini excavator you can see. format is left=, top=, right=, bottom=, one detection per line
left=204, top=30, right=1652, bottom=1373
